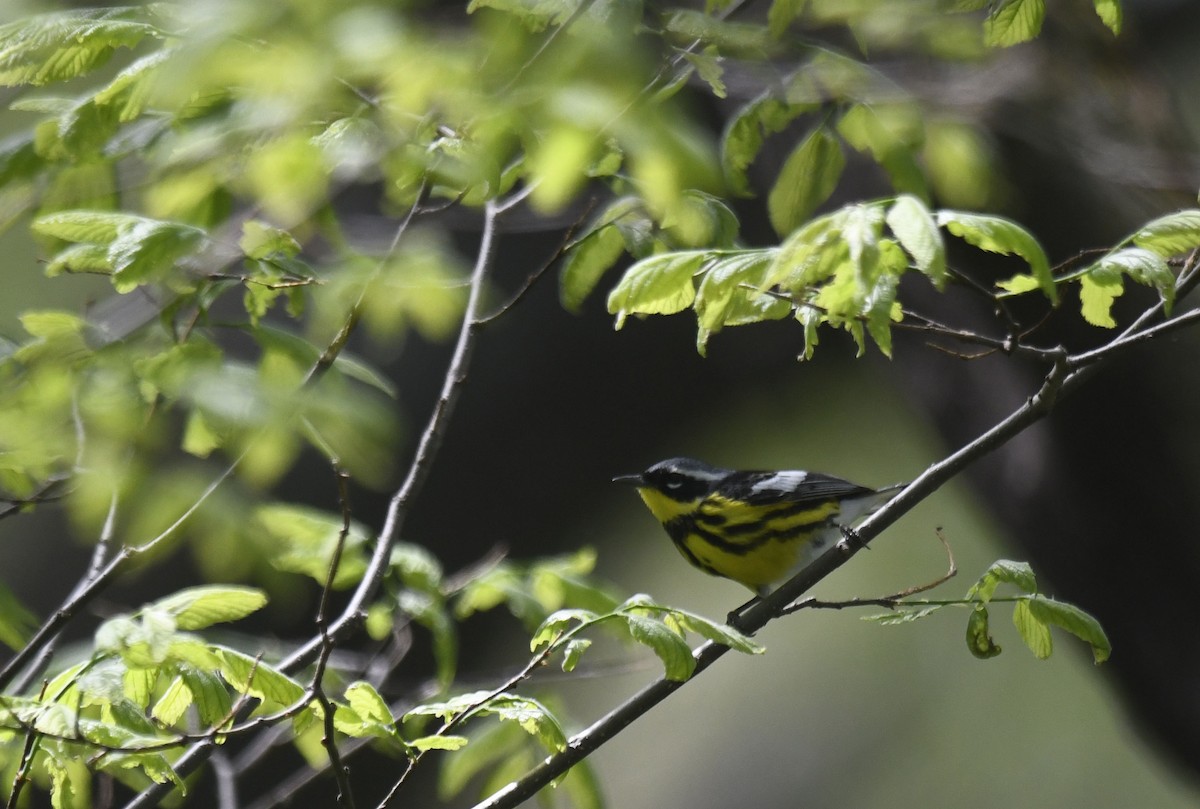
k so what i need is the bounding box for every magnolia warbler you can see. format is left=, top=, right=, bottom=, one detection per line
left=614, top=457, right=904, bottom=596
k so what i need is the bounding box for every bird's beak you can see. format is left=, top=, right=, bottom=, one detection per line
left=612, top=473, right=645, bottom=486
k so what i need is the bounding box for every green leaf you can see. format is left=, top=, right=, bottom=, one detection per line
left=836, top=105, right=928, bottom=199
left=863, top=604, right=945, bottom=625
left=694, top=250, right=778, bottom=334
left=0, top=8, right=162, bottom=87
left=149, top=585, right=268, bottom=631
left=623, top=613, right=695, bottom=681
left=180, top=665, right=233, bottom=725
left=767, top=208, right=849, bottom=291
left=1131, top=209, right=1200, bottom=257
left=886, top=195, right=946, bottom=288
left=768, top=127, right=845, bottom=238
left=606, top=250, right=709, bottom=328
left=661, top=10, right=771, bottom=54
left=410, top=734, right=469, bottom=751
left=768, top=0, right=808, bottom=37
left=439, top=719, right=527, bottom=800
left=560, top=224, right=626, bottom=313
left=151, top=675, right=194, bottom=726
left=663, top=608, right=765, bottom=655
left=983, top=0, right=1046, bottom=47
left=345, top=681, right=393, bottom=725
left=1088, top=246, right=1175, bottom=313
left=1026, top=595, right=1112, bottom=664
left=485, top=694, right=568, bottom=753
left=684, top=49, right=726, bottom=99
left=1079, top=273, right=1122, bottom=328
left=0, top=582, right=36, bottom=651
left=1012, top=599, right=1053, bottom=659
left=466, top=0, right=577, bottom=31
left=996, top=273, right=1042, bottom=295
left=240, top=221, right=300, bottom=259
left=967, top=559, right=1037, bottom=603
left=721, top=96, right=808, bottom=196
left=32, top=209, right=133, bottom=243
left=1092, top=0, right=1122, bottom=35
left=530, top=608, right=596, bottom=651
left=253, top=503, right=369, bottom=588
left=966, top=605, right=1002, bottom=659
left=938, top=210, right=1055, bottom=303
left=215, top=647, right=305, bottom=706
left=561, top=638, right=592, bottom=672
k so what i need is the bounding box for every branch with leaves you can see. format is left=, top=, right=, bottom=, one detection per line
left=0, top=0, right=1186, bottom=808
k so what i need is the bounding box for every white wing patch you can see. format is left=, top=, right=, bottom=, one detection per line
left=748, top=470, right=808, bottom=496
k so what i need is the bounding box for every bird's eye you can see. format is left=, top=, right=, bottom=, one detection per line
left=663, top=474, right=687, bottom=490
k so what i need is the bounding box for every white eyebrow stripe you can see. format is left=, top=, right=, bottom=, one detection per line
left=749, top=470, right=808, bottom=495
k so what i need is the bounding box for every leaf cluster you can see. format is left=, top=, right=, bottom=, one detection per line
left=867, top=560, right=1112, bottom=664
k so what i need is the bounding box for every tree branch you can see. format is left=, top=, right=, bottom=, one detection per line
left=467, top=352, right=1078, bottom=809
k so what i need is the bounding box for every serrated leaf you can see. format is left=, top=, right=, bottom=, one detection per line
left=1026, top=595, right=1112, bottom=664
left=530, top=608, right=596, bottom=651
left=180, top=665, right=233, bottom=725
left=863, top=604, right=944, bottom=624
left=721, top=95, right=808, bottom=196
left=694, top=250, right=777, bottom=333
left=966, top=605, right=1002, bottom=659
left=983, top=0, right=1045, bottom=47
left=1092, top=0, right=1122, bottom=35
left=0, top=9, right=161, bottom=87
left=836, top=105, right=928, bottom=199
left=32, top=209, right=133, bottom=243
left=560, top=224, right=626, bottom=313
left=938, top=210, right=1055, bottom=303
left=562, top=638, right=592, bottom=672
left=1131, top=209, right=1200, bottom=257
left=410, top=734, right=468, bottom=751
left=254, top=503, right=369, bottom=588
left=606, top=250, right=709, bottom=328
left=768, top=127, right=845, bottom=238
left=996, top=273, right=1041, bottom=295
left=486, top=694, right=568, bottom=754
left=149, top=585, right=268, bottom=631
left=886, top=195, right=946, bottom=288
left=240, top=220, right=300, bottom=259
left=466, top=0, right=576, bottom=31
left=215, top=647, right=305, bottom=706
left=1079, top=273, right=1122, bottom=328
left=766, top=208, right=848, bottom=291
left=1012, top=598, right=1053, bottom=659
left=151, top=675, right=193, bottom=726
left=666, top=608, right=765, bottom=654
left=967, top=559, right=1037, bottom=603
left=684, top=49, right=726, bottom=99
left=768, top=0, right=808, bottom=37
left=345, top=681, right=393, bottom=725
left=662, top=9, right=771, bottom=54
left=623, top=613, right=696, bottom=681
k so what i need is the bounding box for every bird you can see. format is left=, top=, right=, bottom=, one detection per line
left=613, top=457, right=905, bottom=597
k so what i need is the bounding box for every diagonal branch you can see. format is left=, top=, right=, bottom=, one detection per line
left=467, top=348, right=1083, bottom=809
left=121, top=189, right=525, bottom=809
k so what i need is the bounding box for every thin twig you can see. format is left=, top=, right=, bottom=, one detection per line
left=311, top=465, right=358, bottom=809
left=375, top=640, right=559, bottom=809
left=783, top=527, right=957, bottom=614
left=466, top=350, right=1079, bottom=809
left=477, top=196, right=598, bottom=325
left=123, top=188, right=520, bottom=809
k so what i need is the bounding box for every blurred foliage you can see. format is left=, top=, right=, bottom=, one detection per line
left=0, top=0, right=1177, bottom=806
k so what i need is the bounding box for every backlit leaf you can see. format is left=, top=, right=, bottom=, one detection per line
left=768, top=127, right=845, bottom=238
